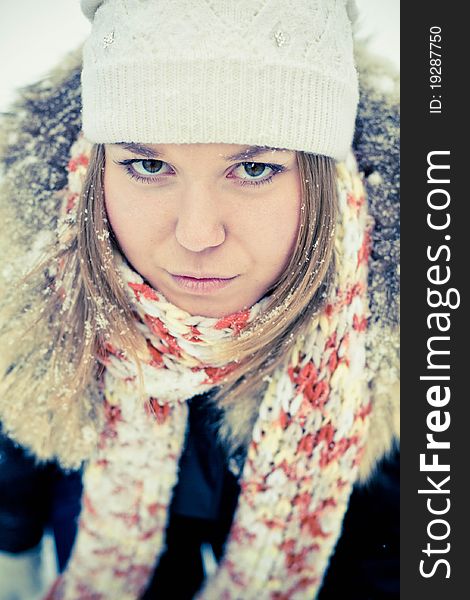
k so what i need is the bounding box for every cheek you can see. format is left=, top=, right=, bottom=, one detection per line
left=251, top=187, right=301, bottom=268
left=103, top=169, right=132, bottom=243
left=103, top=169, right=162, bottom=250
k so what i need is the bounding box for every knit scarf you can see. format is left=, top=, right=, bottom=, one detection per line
left=48, top=137, right=373, bottom=600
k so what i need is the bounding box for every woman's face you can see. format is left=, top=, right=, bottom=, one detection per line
left=104, top=143, right=301, bottom=318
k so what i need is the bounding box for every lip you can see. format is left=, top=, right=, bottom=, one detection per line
left=169, top=273, right=238, bottom=294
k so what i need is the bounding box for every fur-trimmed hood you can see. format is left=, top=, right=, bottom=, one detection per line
left=0, top=45, right=399, bottom=481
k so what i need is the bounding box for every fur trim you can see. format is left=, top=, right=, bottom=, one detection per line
left=353, top=43, right=400, bottom=479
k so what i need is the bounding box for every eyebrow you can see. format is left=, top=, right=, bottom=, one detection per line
left=116, top=142, right=289, bottom=162
left=223, top=146, right=288, bottom=162
left=117, top=142, right=161, bottom=158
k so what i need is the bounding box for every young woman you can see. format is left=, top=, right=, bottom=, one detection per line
left=0, top=1, right=399, bottom=598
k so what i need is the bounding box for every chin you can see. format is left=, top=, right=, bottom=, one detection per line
left=174, top=298, right=243, bottom=319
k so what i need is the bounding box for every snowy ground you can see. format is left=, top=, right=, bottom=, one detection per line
left=0, top=536, right=56, bottom=600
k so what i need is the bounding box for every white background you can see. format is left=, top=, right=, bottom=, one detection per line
left=0, top=0, right=399, bottom=111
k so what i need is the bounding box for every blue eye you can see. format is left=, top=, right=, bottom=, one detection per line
left=116, top=158, right=173, bottom=183
left=134, top=159, right=165, bottom=175
left=230, top=162, right=285, bottom=186
left=241, top=163, right=271, bottom=179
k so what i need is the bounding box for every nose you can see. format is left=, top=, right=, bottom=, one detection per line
left=175, top=183, right=226, bottom=252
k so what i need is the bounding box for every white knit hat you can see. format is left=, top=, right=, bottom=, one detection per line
left=80, top=0, right=359, bottom=160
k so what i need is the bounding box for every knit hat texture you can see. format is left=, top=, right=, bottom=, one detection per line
left=80, top=0, right=359, bottom=159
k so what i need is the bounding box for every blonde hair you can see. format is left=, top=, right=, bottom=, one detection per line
left=1, top=144, right=337, bottom=452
